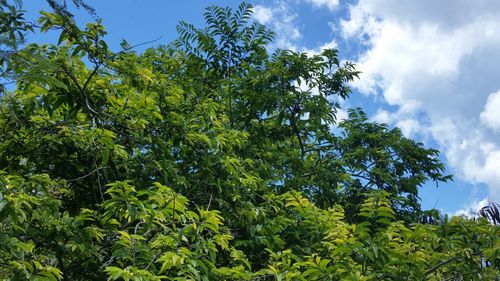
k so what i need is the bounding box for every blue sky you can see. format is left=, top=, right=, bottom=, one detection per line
left=22, top=0, right=500, bottom=215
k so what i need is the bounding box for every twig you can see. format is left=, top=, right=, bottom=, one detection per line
left=145, top=253, right=160, bottom=271
left=206, top=193, right=213, bottom=211
left=111, top=36, right=163, bottom=59
left=59, top=63, right=100, bottom=117
left=288, top=106, right=305, bottom=156
left=425, top=251, right=482, bottom=276
left=82, top=64, right=99, bottom=93
left=67, top=166, right=108, bottom=182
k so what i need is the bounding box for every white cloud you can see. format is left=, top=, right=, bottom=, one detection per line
left=252, top=5, right=272, bottom=24
left=303, top=40, right=338, bottom=56
left=480, top=90, right=500, bottom=131
left=372, top=109, right=391, bottom=124
left=303, top=0, right=339, bottom=11
left=336, top=108, right=348, bottom=122
left=252, top=2, right=301, bottom=50
left=341, top=0, right=500, bottom=202
left=253, top=1, right=341, bottom=54
left=453, top=198, right=489, bottom=218
left=396, top=119, right=422, bottom=138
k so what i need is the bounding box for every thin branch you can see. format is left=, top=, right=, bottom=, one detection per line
left=59, top=63, right=84, bottom=94
left=82, top=60, right=100, bottom=93
left=206, top=193, right=213, bottom=211
left=59, top=63, right=100, bottom=117
left=111, top=36, right=163, bottom=59
left=94, top=157, right=104, bottom=200
left=425, top=251, right=482, bottom=276
left=145, top=253, right=161, bottom=271
left=133, top=220, right=144, bottom=235
left=287, top=106, right=305, bottom=157
left=66, top=166, right=108, bottom=182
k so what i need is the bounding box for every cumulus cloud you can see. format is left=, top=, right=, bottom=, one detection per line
left=341, top=0, right=500, bottom=201
left=480, top=90, right=500, bottom=131
left=303, top=0, right=339, bottom=11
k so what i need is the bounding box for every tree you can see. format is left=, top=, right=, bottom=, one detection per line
left=0, top=2, right=498, bottom=280
left=170, top=4, right=451, bottom=223
left=0, top=0, right=33, bottom=92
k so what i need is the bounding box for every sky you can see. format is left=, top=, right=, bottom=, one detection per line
left=21, top=0, right=500, bottom=215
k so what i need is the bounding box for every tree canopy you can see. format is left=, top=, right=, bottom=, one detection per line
left=0, top=2, right=498, bottom=280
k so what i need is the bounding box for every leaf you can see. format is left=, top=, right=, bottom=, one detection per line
left=105, top=267, right=124, bottom=280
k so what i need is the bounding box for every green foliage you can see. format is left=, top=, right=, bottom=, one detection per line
left=0, top=2, right=498, bottom=280
left=0, top=0, right=33, bottom=91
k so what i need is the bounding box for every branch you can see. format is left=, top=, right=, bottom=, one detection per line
left=59, top=63, right=100, bottom=117
left=206, top=193, right=213, bottom=211
left=110, top=36, right=163, bottom=59
left=82, top=63, right=99, bottom=93
left=59, top=63, right=84, bottom=95
left=424, top=251, right=482, bottom=276
left=66, top=166, right=108, bottom=182
left=287, top=106, right=305, bottom=157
